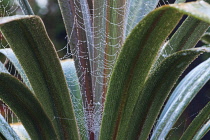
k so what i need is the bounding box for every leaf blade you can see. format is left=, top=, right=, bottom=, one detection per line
left=0, top=112, right=20, bottom=140
left=0, top=15, right=79, bottom=140
left=0, top=48, right=32, bottom=90
left=155, top=16, right=209, bottom=68
left=180, top=102, right=210, bottom=140
left=0, top=61, right=9, bottom=74
left=125, top=0, right=159, bottom=37
left=0, top=73, right=57, bottom=140
left=125, top=48, right=209, bottom=140
left=100, top=1, right=210, bottom=139
left=151, top=57, right=210, bottom=140
left=61, top=59, right=88, bottom=140
left=16, top=0, right=34, bottom=15
left=100, top=4, right=183, bottom=140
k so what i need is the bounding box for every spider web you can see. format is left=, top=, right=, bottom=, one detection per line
left=60, top=0, right=160, bottom=139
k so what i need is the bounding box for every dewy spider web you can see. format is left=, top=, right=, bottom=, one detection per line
left=61, top=0, right=159, bottom=139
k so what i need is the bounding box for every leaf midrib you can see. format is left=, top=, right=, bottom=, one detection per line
left=17, top=20, right=67, bottom=138
left=112, top=10, right=167, bottom=139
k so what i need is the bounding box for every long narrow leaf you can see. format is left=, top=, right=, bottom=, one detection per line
left=100, top=1, right=210, bottom=139
left=0, top=48, right=32, bottom=90
left=0, top=117, right=22, bottom=140
left=102, top=0, right=127, bottom=93
left=0, top=73, right=57, bottom=140
left=16, top=0, right=34, bottom=15
left=201, top=32, right=210, bottom=44
left=0, top=15, right=79, bottom=140
left=57, top=1, right=94, bottom=137
left=151, top=57, right=210, bottom=140
left=61, top=59, right=88, bottom=140
left=10, top=123, right=30, bottom=140
left=192, top=118, right=210, bottom=140
left=179, top=102, right=210, bottom=140
left=101, top=3, right=183, bottom=140
left=91, top=1, right=108, bottom=136
left=0, top=61, right=9, bottom=74
left=121, top=48, right=209, bottom=140
left=125, top=0, right=159, bottom=37
left=156, top=17, right=209, bottom=67
left=175, top=0, right=186, bottom=4
left=0, top=62, right=20, bottom=140
left=155, top=0, right=210, bottom=69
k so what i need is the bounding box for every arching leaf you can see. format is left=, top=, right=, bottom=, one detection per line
left=180, top=102, right=210, bottom=140
left=0, top=113, right=20, bottom=140
left=61, top=59, right=88, bottom=140
left=0, top=48, right=32, bottom=90
left=0, top=15, right=79, bottom=140
left=152, top=57, right=210, bottom=139
left=100, top=1, right=210, bottom=139
left=0, top=73, right=57, bottom=139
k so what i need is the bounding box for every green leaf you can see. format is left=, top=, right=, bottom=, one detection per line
left=192, top=119, right=210, bottom=140
left=91, top=0, right=109, bottom=121
left=180, top=102, right=210, bottom=140
left=10, top=123, right=30, bottom=140
left=58, top=2, right=94, bottom=136
left=101, top=4, right=182, bottom=140
left=151, top=57, right=210, bottom=140
left=61, top=59, right=88, bottom=140
left=0, top=48, right=32, bottom=90
left=102, top=0, right=128, bottom=93
left=0, top=114, right=20, bottom=140
left=0, top=62, right=9, bottom=74
left=156, top=16, right=209, bottom=68
left=0, top=62, right=21, bottom=140
left=155, top=0, right=210, bottom=68
left=92, top=0, right=129, bottom=111
left=16, top=0, right=34, bottom=15
left=122, top=48, right=209, bottom=140
left=201, top=32, right=210, bottom=44
left=0, top=51, right=87, bottom=139
left=100, top=1, right=210, bottom=140
left=0, top=15, right=79, bottom=140
left=0, top=73, right=57, bottom=140
left=125, top=0, right=159, bottom=36
left=175, top=0, right=186, bottom=3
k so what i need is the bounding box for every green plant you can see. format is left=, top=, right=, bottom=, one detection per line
left=0, top=0, right=209, bottom=140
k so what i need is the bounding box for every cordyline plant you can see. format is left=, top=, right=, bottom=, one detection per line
left=0, top=0, right=209, bottom=139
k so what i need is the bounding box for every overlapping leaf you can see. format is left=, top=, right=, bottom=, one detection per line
left=151, top=57, right=210, bottom=140
left=0, top=73, right=57, bottom=140
left=0, top=15, right=79, bottom=140
left=61, top=59, right=87, bottom=140
left=0, top=48, right=32, bottom=90
left=0, top=114, right=20, bottom=140
left=179, top=102, right=210, bottom=140
left=100, top=1, right=210, bottom=140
